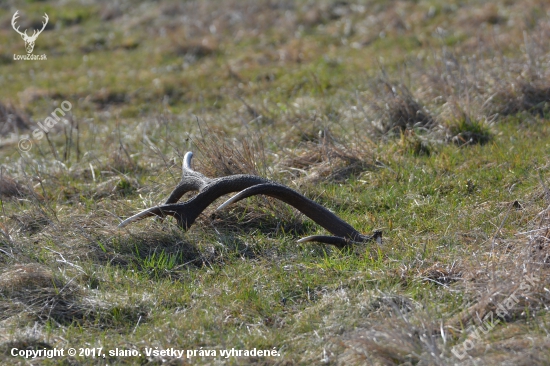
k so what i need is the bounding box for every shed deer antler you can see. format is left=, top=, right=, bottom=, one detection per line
left=119, top=152, right=270, bottom=229
left=118, top=152, right=381, bottom=248
left=216, top=184, right=380, bottom=247
left=11, top=11, right=49, bottom=54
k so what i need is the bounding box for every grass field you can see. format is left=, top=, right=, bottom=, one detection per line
left=1, top=0, right=550, bottom=365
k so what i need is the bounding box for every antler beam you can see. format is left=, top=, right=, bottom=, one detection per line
left=118, top=152, right=269, bottom=229
left=118, top=151, right=381, bottom=248
left=217, top=184, right=381, bottom=247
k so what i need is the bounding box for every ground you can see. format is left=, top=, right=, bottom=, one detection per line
left=0, top=0, right=550, bottom=365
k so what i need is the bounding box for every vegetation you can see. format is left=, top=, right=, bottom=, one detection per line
left=0, top=0, right=550, bottom=364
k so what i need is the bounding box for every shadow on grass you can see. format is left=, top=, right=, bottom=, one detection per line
left=89, top=220, right=308, bottom=279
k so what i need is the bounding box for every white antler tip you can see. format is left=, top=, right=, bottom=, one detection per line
left=183, top=151, right=193, bottom=170
left=216, top=197, right=235, bottom=211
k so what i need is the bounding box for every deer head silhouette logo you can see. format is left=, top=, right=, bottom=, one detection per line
left=11, top=11, right=49, bottom=54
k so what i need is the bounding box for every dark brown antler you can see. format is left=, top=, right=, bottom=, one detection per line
left=217, top=184, right=382, bottom=247
left=118, top=152, right=269, bottom=229
left=118, top=151, right=381, bottom=248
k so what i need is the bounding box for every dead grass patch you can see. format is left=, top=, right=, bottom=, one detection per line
left=280, top=133, right=375, bottom=184
left=339, top=315, right=443, bottom=365
left=10, top=211, right=50, bottom=236
left=367, top=293, right=418, bottom=316
left=0, top=261, right=150, bottom=330
left=486, top=81, right=550, bottom=117
left=193, top=132, right=267, bottom=177
left=443, top=206, right=550, bottom=340
left=0, top=174, right=34, bottom=199
left=370, top=79, right=436, bottom=135
left=0, top=263, right=85, bottom=324
left=0, top=102, right=30, bottom=137
left=418, top=262, right=462, bottom=286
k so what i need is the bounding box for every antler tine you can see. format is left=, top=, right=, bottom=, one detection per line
left=217, top=183, right=380, bottom=246
left=297, top=231, right=382, bottom=247
left=183, top=151, right=193, bottom=171
left=164, top=151, right=210, bottom=204
left=119, top=151, right=203, bottom=227
left=118, top=206, right=170, bottom=228
left=11, top=11, right=25, bottom=36
left=30, top=13, right=48, bottom=39
left=118, top=175, right=270, bottom=229
left=296, top=235, right=352, bottom=248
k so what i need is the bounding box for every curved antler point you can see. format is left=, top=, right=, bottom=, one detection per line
left=183, top=151, right=194, bottom=170
left=216, top=193, right=243, bottom=211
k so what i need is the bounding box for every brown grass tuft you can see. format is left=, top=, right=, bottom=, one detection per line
left=370, top=79, right=435, bottom=135
left=0, top=174, right=34, bottom=199
left=11, top=211, right=50, bottom=236
left=0, top=264, right=64, bottom=294
left=486, top=81, right=550, bottom=117
left=418, top=262, right=462, bottom=285
left=0, top=262, right=149, bottom=329
left=0, top=263, right=85, bottom=324
left=447, top=107, right=492, bottom=145
left=0, top=102, right=30, bottom=137
left=339, top=316, right=443, bottom=365
left=281, top=132, right=375, bottom=184
left=193, top=131, right=267, bottom=177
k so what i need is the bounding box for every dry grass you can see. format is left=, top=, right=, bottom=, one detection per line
left=0, top=174, right=35, bottom=199
left=280, top=133, right=376, bottom=184
left=0, top=102, right=30, bottom=137
left=1, top=0, right=550, bottom=365
left=487, top=81, right=550, bottom=117
left=370, top=79, right=436, bottom=135
left=193, top=131, right=268, bottom=177
left=334, top=199, right=550, bottom=365
left=0, top=263, right=83, bottom=324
